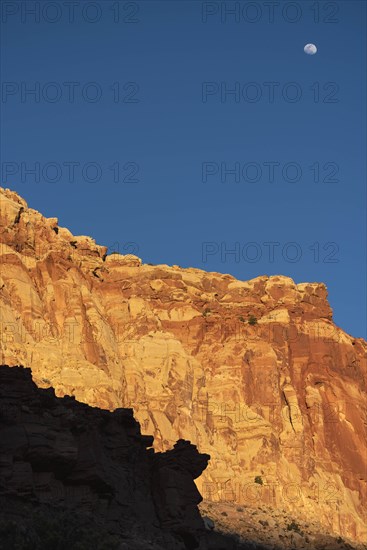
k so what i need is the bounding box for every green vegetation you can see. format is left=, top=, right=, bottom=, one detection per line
left=239, top=316, right=245, bottom=322
left=287, top=520, right=302, bottom=534
left=254, top=476, right=263, bottom=485
left=202, top=309, right=211, bottom=317
left=248, top=315, right=258, bottom=326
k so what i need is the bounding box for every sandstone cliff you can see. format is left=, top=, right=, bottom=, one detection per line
left=0, top=187, right=366, bottom=544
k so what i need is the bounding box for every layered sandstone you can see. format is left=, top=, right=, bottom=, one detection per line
left=0, top=187, right=366, bottom=544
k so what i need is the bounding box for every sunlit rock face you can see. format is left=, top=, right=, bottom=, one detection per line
left=0, top=187, right=366, bottom=543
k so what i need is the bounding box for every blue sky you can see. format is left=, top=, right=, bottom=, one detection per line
left=1, top=0, right=366, bottom=337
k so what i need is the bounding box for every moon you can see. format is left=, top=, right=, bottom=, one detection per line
left=304, top=43, right=317, bottom=55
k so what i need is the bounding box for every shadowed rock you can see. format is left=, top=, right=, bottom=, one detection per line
left=0, top=365, right=212, bottom=549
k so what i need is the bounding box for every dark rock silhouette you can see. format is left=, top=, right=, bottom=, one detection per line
left=0, top=365, right=205, bottom=549
left=0, top=364, right=260, bottom=550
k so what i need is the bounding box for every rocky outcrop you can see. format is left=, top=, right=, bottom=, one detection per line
left=0, top=187, right=366, bottom=544
left=153, top=440, right=210, bottom=535
left=0, top=365, right=210, bottom=549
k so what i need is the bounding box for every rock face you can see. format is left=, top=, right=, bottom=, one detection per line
left=0, top=187, right=366, bottom=543
left=0, top=364, right=210, bottom=549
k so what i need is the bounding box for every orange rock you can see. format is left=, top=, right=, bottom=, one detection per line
left=0, top=187, right=366, bottom=542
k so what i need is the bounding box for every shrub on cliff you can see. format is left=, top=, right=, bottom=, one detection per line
left=287, top=520, right=302, bottom=534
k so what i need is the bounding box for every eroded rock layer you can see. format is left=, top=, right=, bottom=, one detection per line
left=0, top=187, right=366, bottom=543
